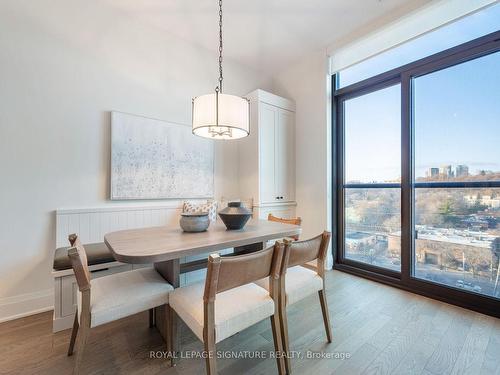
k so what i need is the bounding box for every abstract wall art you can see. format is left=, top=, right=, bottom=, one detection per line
left=111, top=111, right=214, bottom=200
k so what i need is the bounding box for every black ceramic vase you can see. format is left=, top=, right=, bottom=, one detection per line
left=218, top=202, right=252, bottom=230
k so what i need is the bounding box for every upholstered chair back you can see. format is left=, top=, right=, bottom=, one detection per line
left=283, top=231, right=331, bottom=276
left=203, top=242, right=284, bottom=302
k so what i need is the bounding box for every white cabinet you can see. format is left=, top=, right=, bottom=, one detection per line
left=239, top=89, right=296, bottom=217
left=259, top=102, right=277, bottom=203
left=258, top=103, right=295, bottom=203
left=275, top=108, right=295, bottom=202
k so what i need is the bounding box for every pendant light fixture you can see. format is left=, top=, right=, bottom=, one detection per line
left=192, top=0, right=249, bottom=140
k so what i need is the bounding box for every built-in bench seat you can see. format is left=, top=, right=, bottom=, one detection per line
left=53, top=242, right=115, bottom=271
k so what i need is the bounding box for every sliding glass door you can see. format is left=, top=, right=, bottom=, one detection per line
left=334, top=28, right=500, bottom=316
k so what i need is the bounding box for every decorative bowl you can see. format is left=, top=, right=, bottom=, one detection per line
left=218, top=202, right=252, bottom=230
left=180, top=212, right=210, bottom=232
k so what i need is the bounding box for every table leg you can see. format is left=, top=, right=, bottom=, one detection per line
left=154, top=259, right=180, bottom=346
left=155, top=259, right=180, bottom=287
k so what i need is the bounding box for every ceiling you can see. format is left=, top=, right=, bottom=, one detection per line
left=103, top=0, right=432, bottom=74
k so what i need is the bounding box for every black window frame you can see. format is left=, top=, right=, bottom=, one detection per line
left=332, top=30, right=500, bottom=318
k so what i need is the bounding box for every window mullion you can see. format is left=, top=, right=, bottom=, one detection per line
left=401, top=72, right=413, bottom=283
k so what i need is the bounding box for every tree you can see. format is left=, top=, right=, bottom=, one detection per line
left=439, top=199, right=458, bottom=227
left=492, top=238, right=500, bottom=296
left=492, top=237, right=500, bottom=258
left=464, top=247, right=489, bottom=278
left=415, top=189, right=446, bottom=227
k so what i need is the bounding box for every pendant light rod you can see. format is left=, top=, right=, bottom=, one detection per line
left=191, top=0, right=249, bottom=140
left=217, top=0, right=224, bottom=93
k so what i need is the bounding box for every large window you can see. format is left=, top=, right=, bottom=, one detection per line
left=343, top=85, right=401, bottom=271
left=413, top=52, right=500, bottom=299
left=334, top=6, right=500, bottom=316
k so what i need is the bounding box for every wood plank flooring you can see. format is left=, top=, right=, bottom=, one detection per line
left=1, top=270, right=499, bottom=375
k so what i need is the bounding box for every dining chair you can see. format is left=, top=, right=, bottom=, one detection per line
left=267, top=214, right=302, bottom=241
left=66, top=234, right=174, bottom=374
left=255, top=231, right=332, bottom=374
left=168, top=242, right=288, bottom=375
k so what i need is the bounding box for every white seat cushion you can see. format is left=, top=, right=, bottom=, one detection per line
left=78, top=267, right=174, bottom=328
left=254, top=266, right=323, bottom=306
left=169, top=282, right=274, bottom=343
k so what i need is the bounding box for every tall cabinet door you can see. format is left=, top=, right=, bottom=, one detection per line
left=259, top=103, right=277, bottom=203
left=276, top=109, right=295, bottom=202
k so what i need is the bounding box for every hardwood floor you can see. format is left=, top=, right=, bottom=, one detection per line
left=1, top=270, right=499, bottom=375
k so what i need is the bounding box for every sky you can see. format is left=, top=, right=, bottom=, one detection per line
left=342, top=3, right=500, bottom=183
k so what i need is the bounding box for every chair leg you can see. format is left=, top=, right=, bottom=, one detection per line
left=318, top=289, right=333, bottom=343
left=67, top=312, right=79, bottom=356
left=149, top=308, right=155, bottom=327
left=73, top=323, right=89, bottom=375
left=278, top=304, right=291, bottom=374
left=164, top=305, right=173, bottom=366
left=270, top=314, right=286, bottom=375
left=169, top=306, right=179, bottom=366
left=203, top=332, right=217, bottom=375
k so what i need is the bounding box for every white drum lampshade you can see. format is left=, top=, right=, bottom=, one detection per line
left=192, top=92, right=249, bottom=140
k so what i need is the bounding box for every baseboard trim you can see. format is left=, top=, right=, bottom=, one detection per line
left=0, top=289, right=54, bottom=323
left=53, top=314, right=74, bottom=332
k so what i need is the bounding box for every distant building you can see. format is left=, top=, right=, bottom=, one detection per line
left=440, top=165, right=453, bottom=178
left=345, top=231, right=377, bottom=250
left=480, top=195, right=500, bottom=209
left=387, top=227, right=496, bottom=275
left=464, top=194, right=500, bottom=209
left=464, top=194, right=479, bottom=205
left=455, top=164, right=469, bottom=177
left=426, top=168, right=439, bottom=177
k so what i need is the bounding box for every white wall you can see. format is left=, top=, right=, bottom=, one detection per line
left=272, top=49, right=333, bottom=267
left=0, top=0, right=270, bottom=321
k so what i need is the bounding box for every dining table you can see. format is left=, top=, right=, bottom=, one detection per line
left=104, top=218, right=301, bottom=342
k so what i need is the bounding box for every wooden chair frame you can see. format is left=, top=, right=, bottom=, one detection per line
left=170, top=242, right=287, bottom=375
left=278, top=231, right=332, bottom=374
left=267, top=214, right=302, bottom=241
left=66, top=234, right=172, bottom=374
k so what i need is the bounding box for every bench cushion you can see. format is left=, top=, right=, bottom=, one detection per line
left=53, top=242, right=115, bottom=271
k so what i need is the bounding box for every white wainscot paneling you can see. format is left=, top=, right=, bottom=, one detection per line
left=55, top=203, right=184, bottom=247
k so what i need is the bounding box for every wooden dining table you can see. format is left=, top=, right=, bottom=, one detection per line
left=104, top=219, right=301, bottom=341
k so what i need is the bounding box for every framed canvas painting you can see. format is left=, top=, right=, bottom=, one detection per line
left=111, top=111, right=214, bottom=200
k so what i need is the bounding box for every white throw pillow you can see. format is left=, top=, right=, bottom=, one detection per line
left=183, top=200, right=218, bottom=222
